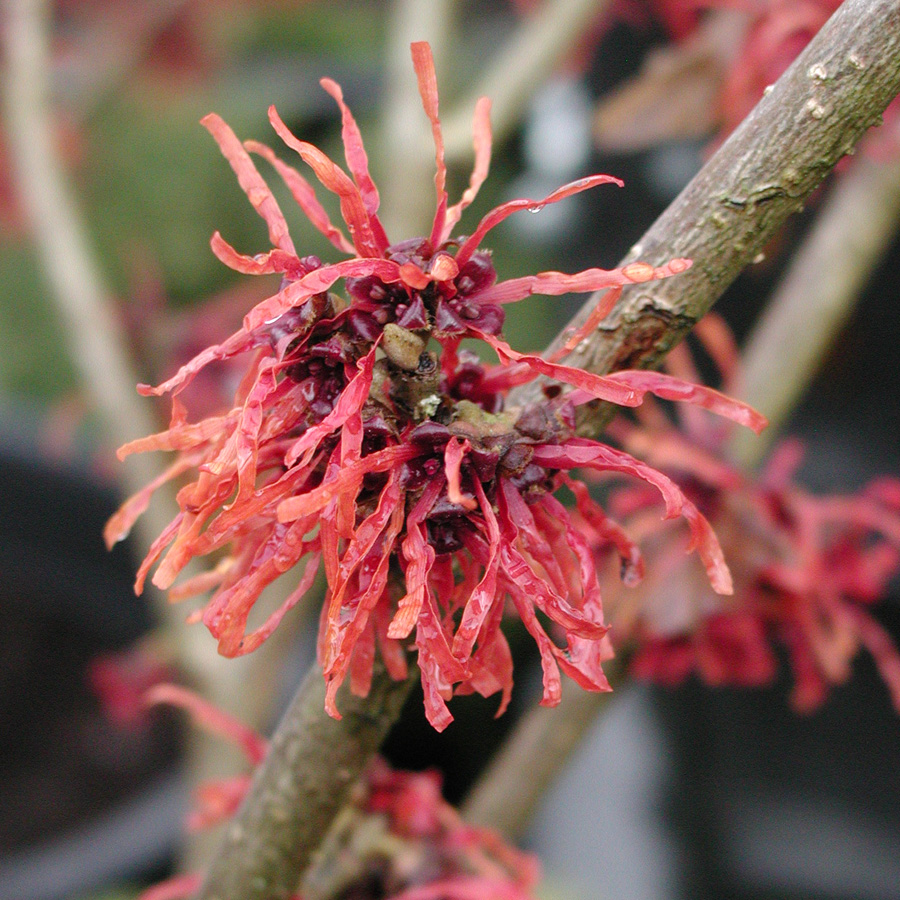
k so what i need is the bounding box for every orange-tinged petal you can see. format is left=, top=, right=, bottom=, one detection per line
left=201, top=113, right=296, bottom=255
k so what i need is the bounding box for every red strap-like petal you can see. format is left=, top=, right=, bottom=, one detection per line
left=455, top=174, right=623, bottom=268
left=285, top=345, right=378, bottom=470
left=247, top=140, right=356, bottom=253
left=318, top=78, right=390, bottom=253
left=242, top=257, right=404, bottom=331
left=603, top=370, right=768, bottom=434
left=268, top=105, right=386, bottom=258
left=476, top=330, right=642, bottom=407
left=201, top=113, right=296, bottom=255
left=466, top=257, right=690, bottom=306
left=441, top=96, right=492, bottom=244
left=277, top=444, right=422, bottom=522
left=410, top=42, right=449, bottom=251
left=210, top=231, right=306, bottom=277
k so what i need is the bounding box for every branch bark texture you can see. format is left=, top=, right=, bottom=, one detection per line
left=197, top=662, right=415, bottom=900
left=516, top=0, right=900, bottom=430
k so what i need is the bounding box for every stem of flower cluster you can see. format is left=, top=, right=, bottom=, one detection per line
left=196, top=660, right=417, bottom=900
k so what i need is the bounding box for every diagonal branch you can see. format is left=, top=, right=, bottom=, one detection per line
left=197, top=661, right=416, bottom=900
left=514, top=0, right=900, bottom=431
left=466, top=0, right=900, bottom=838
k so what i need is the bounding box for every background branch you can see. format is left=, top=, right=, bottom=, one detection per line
left=379, top=0, right=457, bottom=237
left=731, top=153, right=900, bottom=468
left=442, top=0, right=611, bottom=162
left=462, top=657, right=624, bottom=837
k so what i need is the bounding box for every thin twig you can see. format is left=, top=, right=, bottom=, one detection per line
left=442, top=0, right=611, bottom=162
left=730, top=153, right=900, bottom=468
left=462, top=657, right=624, bottom=838
left=3, top=0, right=164, bottom=513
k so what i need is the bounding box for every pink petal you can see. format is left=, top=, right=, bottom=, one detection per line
left=277, top=444, right=422, bottom=522
left=390, top=480, right=442, bottom=639
left=318, top=79, right=390, bottom=252
left=104, top=456, right=198, bottom=548
left=285, top=345, right=378, bottom=469
left=455, top=174, right=623, bottom=268
left=532, top=438, right=732, bottom=593
left=551, top=286, right=622, bottom=361
left=268, top=105, right=386, bottom=258
left=138, top=327, right=258, bottom=397
left=466, top=257, right=690, bottom=306
left=242, top=256, right=404, bottom=331
left=209, top=231, right=306, bottom=277
left=410, top=42, right=449, bottom=250
left=201, top=113, right=296, bottom=255
left=476, top=330, right=642, bottom=406
left=605, top=370, right=768, bottom=434
left=452, top=478, right=502, bottom=659
left=441, top=96, right=493, bottom=244
left=246, top=139, right=355, bottom=253
left=444, top=437, right=477, bottom=510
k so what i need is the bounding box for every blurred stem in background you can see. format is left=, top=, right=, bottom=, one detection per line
left=731, top=153, right=900, bottom=468
left=2, top=0, right=303, bottom=871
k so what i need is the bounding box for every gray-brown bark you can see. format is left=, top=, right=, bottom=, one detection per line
left=196, top=662, right=415, bottom=900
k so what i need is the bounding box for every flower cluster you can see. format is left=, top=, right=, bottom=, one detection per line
left=107, top=42, right=764, bottom=730
left=141, top=686, right=540, bottom=900
left=589, top=316, right=900, bottom=712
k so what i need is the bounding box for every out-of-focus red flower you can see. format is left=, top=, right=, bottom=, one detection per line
left=590, top=316, right=900, bottom=712
left=87, top=646, right=174, bottom=726
left=108, top=42, right=764, bottom=730
left=706, top=0, right=840, bottom=134
left=141, top=687, right=540, bottom=900
left=594, top=1, right=900, bottom=158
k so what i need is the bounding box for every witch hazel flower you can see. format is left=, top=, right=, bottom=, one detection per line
left=591, top=315, right=900, bottom=712
left=140, top=686, right=540, bottom=900
left=107, top=41, right=765, bottom=730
